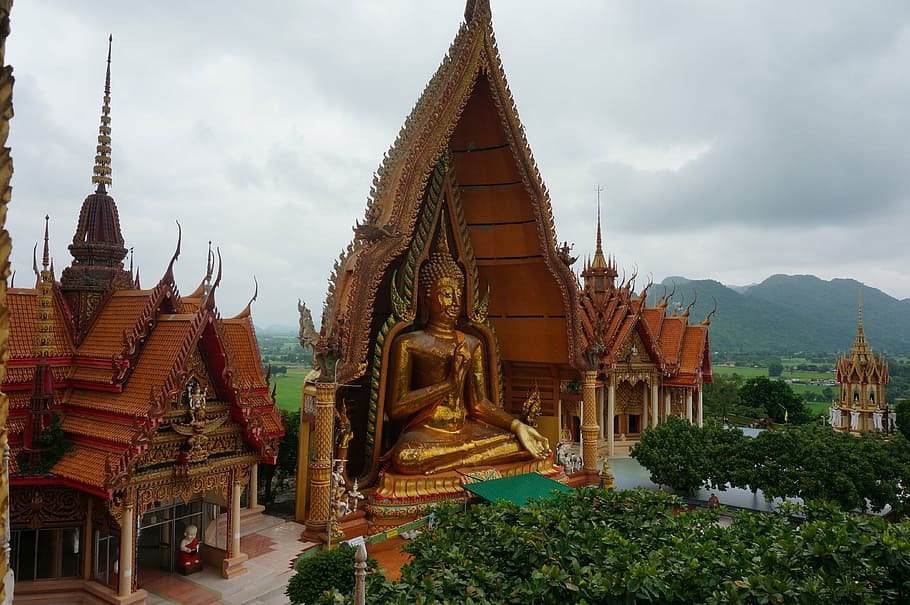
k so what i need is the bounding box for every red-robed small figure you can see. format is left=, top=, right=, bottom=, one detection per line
left=178, top=524, right=200, bottom=569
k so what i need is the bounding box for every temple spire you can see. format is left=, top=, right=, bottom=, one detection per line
left=591, top=186, right=607, bottom=270
left=92, top=35, right=113, bottom=193
left=851, top=287, right=871, bottom=358
left=42, top=214, right=50, bottom=270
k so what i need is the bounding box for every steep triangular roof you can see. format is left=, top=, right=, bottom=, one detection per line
left=326, top=0, right=582, bottom=381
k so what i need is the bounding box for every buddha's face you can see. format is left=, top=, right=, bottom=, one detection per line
left=430, top=279, right=462, bottom=323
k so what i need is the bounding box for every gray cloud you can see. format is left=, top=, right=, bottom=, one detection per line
left=7, top=1, right=910, bottom=328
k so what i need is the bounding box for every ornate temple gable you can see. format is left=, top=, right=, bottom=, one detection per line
left=329, top=0, right=581, bottom=383
left=109, top=266, right=183, bottom=385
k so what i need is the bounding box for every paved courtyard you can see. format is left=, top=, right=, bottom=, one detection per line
left=143, top=513, right=315, bottom=605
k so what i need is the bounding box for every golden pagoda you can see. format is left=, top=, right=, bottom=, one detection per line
left=832, top=293, right=890, bottom=433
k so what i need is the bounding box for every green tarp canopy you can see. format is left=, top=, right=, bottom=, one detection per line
left=463, top=473, right=572, bottom=506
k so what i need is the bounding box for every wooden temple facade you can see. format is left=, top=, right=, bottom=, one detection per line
left=296, top=0, right=713, bottom=537
left=831, top=299, right=891, bottom=433
left=3, top=39, right=283, bottom=604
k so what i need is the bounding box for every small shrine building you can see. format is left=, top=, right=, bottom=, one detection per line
left=831, top=298, right=891, bottom=433
left=3, top=40, right=283, bottom=605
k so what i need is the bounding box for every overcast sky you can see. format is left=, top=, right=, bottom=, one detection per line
left=7, top=1, right=910, bottom=329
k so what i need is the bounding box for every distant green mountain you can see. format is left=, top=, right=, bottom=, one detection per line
left=648, top=275, right=910, bottom=355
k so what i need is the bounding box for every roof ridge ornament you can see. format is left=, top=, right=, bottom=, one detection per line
left=92, top=35, right=113, bottom=193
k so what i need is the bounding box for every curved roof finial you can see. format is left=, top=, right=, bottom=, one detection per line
left=165, top=221, right=182, bottom=281
left=205, top=247, right=223, bottom=311
left=92, top=35, right=114, bottom=193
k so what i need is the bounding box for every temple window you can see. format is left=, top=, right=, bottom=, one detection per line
left=93, top=530, right=119, bottom=589
left=11, top=526, right=81, bottom=581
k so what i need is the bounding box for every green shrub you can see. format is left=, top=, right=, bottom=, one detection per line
left=287, top=544, right=371, bottom=605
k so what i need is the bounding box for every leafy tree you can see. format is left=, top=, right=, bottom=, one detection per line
left=327, top=489, right=910, bottom=604
left=740, top=376, right=811, bottom=424
left=631, top=416, right=708, bottom=493
left=767, top=358, right=784, bottom=377
left=703, top=373, right=742, bottom=420
left=262, top=410, right=299, bottom=502
left=896, top=400, right=910, bottom=439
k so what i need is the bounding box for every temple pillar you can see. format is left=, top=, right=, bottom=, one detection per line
left=664, top=391, right=670, bottom=420
left=607, top=382, right=615, bottom=457
left=697, top=388, right=704, bottom=427
left=222, top=476, right=248, bottom=578
left=596, top=385, right=604, bottom=439
left=686, top=391, right=693, bottom=423
left=82, top=498, right=93, bottom=581
left=640, top=383, right=648, bottom=431
left=248, top=464, right=258, bottom=511
left=118, top=502, right=134, bottom=598
left=581, top=371, right=599, bottom=473
left=651, top=383, right=659, bottom=426
left=305, top=382, right=334, bottom=539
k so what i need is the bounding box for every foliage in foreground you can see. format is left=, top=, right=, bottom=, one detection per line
left=320, top=489, right=910, bottom=604
left=287, top=543, right=374, bottom=605
left=632, top=417, right=910, bottom=514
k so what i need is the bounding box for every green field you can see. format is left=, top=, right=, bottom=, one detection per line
left=713, top=365, right=837, bottom=407
left=270, top=365, right=312, bottom=412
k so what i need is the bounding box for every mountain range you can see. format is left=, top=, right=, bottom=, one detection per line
left=648, top=275, right=910, bottom=355
left=256, top=275, right=910, bottom=356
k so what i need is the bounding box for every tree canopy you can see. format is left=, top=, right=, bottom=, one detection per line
left=632, top=420, right=910, bottom=515
left=328, top=489, right=910, bottom=604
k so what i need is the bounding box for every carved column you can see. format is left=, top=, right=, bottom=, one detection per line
left=118, top=502, right=135, bottom=598
left=686, top=391, right=693, bottom=423
left=651, top=383, right=659, bottom=426
left=581, top=371, right=599, bottom=473
left=306, top=382, right=334, bottom=537
left=596, top=385, right=604, bottom=439
left=607, top=381, right=616, bottom=457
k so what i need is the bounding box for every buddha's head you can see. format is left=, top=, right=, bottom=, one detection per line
left=420, top=226, right=465, bottom=325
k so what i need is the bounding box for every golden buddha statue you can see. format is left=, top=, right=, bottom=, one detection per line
left=386, top=229, right=550, bottom=475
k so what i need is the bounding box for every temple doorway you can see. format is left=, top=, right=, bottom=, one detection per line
left=137, top=499, right=204, bottom=573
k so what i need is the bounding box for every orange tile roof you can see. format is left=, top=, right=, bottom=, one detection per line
left=658, top=317, right=685, bottom=367
left=260, top=407, right=284, bottom=435
left=52, top=444, right=113, bottom=490
left=63, top=415, right=134, bottom=445
left=69, top=364, right=116, bottom=385
left=7, top=391, right=31, bottom=411
left=7, top=289, right=73, bottom=358
left=678, top=325, right=708, bottom=375
left=77, top=290, right=152, bottom=358
left=69, top=317, right=194, bottom=415
left=221, top=316, right=267, bottom=388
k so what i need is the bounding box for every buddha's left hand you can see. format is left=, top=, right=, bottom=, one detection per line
left=512, top=421, right=550, bottom=459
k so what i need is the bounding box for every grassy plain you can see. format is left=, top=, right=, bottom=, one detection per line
left=270, top=365, right=312, bottom=412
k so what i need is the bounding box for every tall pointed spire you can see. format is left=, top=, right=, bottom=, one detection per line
left=851, top=287, right=871, bottom=359
left=92, top=35, right=113, bottom=193
left=581, top=186, right=616, bottom=293
left=33, top=216, right=55, bottom=356
left=60, top=35, right=133, bottom=341
left=591, top=188, right=607, bottom=270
